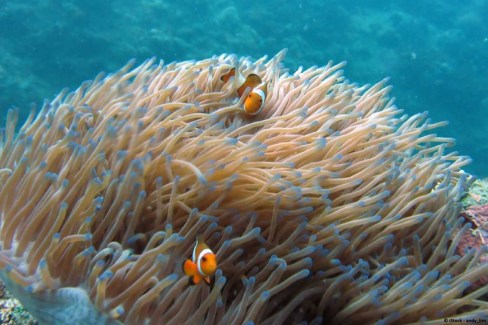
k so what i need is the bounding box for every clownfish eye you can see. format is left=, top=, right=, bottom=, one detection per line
left=202, top=256, right=207, bottom=262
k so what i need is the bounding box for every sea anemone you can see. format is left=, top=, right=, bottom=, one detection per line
left=0, top=51, right=486, bottom=324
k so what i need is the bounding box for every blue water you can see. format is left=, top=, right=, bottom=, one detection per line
left=0, top=0, right=486, bottom=176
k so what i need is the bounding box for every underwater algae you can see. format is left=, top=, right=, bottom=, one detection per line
left=0, top=51, right=487, bottom=324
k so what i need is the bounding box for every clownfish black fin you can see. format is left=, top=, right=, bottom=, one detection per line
left=204, top=276, right=215, bottom=289
left=189, top=276, right=196, bottom=285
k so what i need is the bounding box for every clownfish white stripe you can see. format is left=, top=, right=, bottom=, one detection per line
left=192, top=242, right=198, bottom=262
left=253, top=88, right=266, bottom=102
left=197, top=248, right=214, bottom=276
left=246, top=85, right=267, bottom=116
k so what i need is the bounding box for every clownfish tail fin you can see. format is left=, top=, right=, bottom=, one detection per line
left=220, top=67, right=236, bottom=83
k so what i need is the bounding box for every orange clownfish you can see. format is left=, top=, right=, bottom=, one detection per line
left=242, top=81, right=267, bottom=116
left=220, top=67, right=236, bottom=83
left=182, top=236, right=217, bottom=285
left=221, top=68, right=268, bottom=116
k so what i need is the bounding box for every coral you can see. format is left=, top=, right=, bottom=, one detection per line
left=462, top=178, right=488, bottom=207
left=458, top=204, right=488, bottom=289
left=0, top=51, right=487, bottom=324
left=0, top=281, right=37, bottom=325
